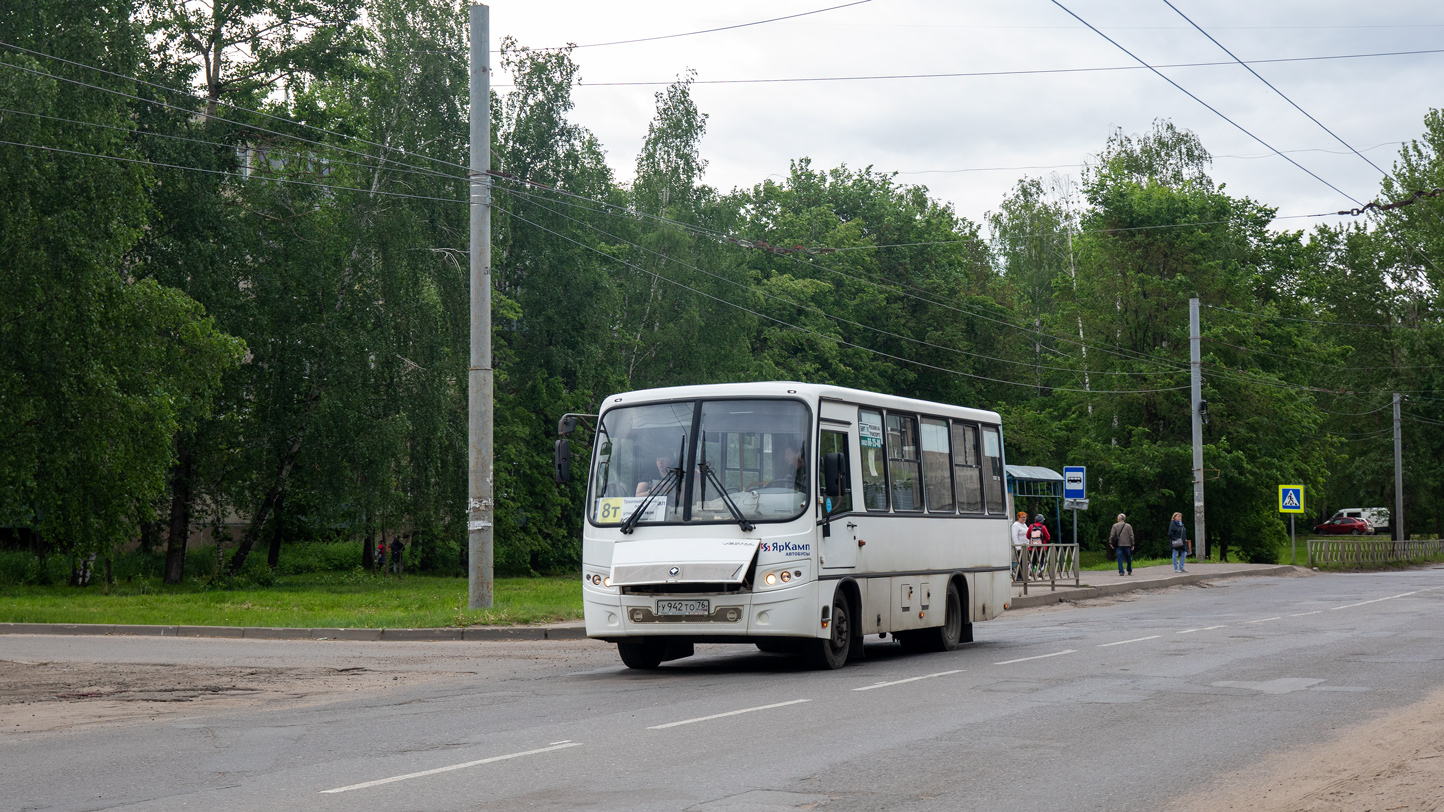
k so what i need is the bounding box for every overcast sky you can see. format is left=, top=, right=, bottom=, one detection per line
left=480, top=0, right=1443, bottom=236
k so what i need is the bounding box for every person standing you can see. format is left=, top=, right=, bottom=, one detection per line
left=1109, top=513, right=1135, bottom=575
left=1027, top=514, right=1051, bottom=576
left=390, top=534, right=406, bottom=577
left=1168, top=512, right=1188, bottom=572
left=1011, top=511, right=1030, bottom=580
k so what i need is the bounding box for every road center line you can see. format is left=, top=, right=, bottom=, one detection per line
left=648, top=699, right=810, bottom=729
left=854, top=670, right=963, bottom=691
left=320, top=741, right=582, bottom=794
left=1290, top=611, right=1322, bottom=617
left=1331, top=591, right=1418, bottom=611
left=995, top=649, right=1076, bottom=665
left=1097, top=635, right=1160, bottom=648
left=1245, top=617, right=1283, bottom=624
left=1176, top=625, right=1227, bottom=634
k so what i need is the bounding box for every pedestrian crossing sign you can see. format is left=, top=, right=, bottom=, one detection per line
left=1279, top=485, right=1304, bottom=514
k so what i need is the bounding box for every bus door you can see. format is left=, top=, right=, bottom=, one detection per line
left=818, top=402, right=857, bottom=571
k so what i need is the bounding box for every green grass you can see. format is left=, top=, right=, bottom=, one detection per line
left=1079, top=550, right=1178, bottom=571
left=0, top=572, right=584, bottom=628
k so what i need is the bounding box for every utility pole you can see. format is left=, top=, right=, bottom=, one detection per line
left=1393, top=392, right=1404, bottom=542
left=468, top=3, right=493, bottom=608
left=1190, top=298, right=1206, bottom=561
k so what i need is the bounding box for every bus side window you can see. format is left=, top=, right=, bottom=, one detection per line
left=981, top=425, right=1005, bottom=514
left=858, top=409, right=888, bottom=511
left=920, top=417, right=954, bottom=513
left=818, top=430, right=852, bottom=513
left=886, top=414, right=922, bottom=512
left=951, top=422, right=983, bottom=513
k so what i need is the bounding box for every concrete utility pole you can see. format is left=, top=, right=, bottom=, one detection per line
left=1393, top=392, right=1404, bottom=542
left=468, top=3, right=493, bottom=609
left=1190, top=298, right=1206, bottom=561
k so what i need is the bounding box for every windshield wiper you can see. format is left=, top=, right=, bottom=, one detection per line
left=619, top=469, right=678, bottom=534
left=620, top=433, right=687, bottom=535
left=697, top=461, right=755, bottom=532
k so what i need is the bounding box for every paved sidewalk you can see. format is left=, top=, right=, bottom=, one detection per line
left=1009, top=562, right=1305, bottom=609
left=0, top=563, right=1303, bottom=641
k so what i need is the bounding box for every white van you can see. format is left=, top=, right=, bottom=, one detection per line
left=1330, top=507, right=1390, bottom=535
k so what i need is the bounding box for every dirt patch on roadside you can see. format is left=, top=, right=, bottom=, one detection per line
left=0, top=659, right=461, bottom=735
left=1167, top=685, right=1444, bottom=812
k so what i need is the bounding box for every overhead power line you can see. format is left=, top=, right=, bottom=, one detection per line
left=500, top=202, right=1193, bottom=396
left=1203, top=303, right=1428, bottom=329
left=0, top=39, right=469, bottom=176
left=546, top=1, right=872, bottom=50
left=0, top=138, right=466, bottom=204
left=0, top=59, right=465, bottom=184
left=501, top=183, right=1184, bottom=379
left=552, top=48, right=1444, bottom=87
left=896, top=141, right=1403, bottom=176
left=1046, top=0, right=1363, bottom=207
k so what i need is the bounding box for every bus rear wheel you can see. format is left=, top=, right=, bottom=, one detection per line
left=914, top=581, right=966, bottom=653
left=805, top=593, right=852, bottom=670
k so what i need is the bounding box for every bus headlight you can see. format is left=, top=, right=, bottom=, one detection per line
left=601, top=576, right=611, bottom=588
left=764, top=572, right=777, bottom=586
left=780, top=570, right=792, bottom=583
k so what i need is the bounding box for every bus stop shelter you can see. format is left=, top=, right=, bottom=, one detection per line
left=1006, top=464, right=1064, bottom=533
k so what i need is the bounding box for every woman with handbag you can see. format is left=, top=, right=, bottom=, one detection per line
left=1168, top=512, right=1188, bottom=572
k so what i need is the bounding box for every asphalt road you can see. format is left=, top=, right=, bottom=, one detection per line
left=4, top=568, right=1443, bottom=812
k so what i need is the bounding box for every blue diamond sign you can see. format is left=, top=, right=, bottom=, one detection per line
left=1278, top=485, right=1304, bottom=514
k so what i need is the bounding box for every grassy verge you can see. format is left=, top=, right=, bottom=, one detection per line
left=0, top=572, right=584, bottom=628
left=1079, top=550, right=1177, bottom=571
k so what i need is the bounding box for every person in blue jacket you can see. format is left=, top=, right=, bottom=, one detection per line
left=1168, top=512, right=1189, bottom=572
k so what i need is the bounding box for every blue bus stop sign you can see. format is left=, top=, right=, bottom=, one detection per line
left=1063, top=466, right=1086, bottom=500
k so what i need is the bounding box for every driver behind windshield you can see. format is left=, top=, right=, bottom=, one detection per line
left=636, top=455, right=674, bottom=497
left=765, top=444, right=807, bottom=492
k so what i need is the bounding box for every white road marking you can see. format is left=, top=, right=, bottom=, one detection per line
left=1289, top=611, right=1322, bottom=617
left=995, top=649, right=1076, bottom=665
left=1097, top=635, right=1160, bottom=648
left=1176, top=625, right=1226, bottom=634
left=1330, top=591, right=1418, bottom=610
left=647, top=699, right=810, bottom=729
left=854, top=670, right=963, bottom=691
left=320, top=742, right=583, bottom=794
left=1245, top=616, right=1282, bottom=624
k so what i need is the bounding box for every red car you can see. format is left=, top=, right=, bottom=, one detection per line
left=1312, top=517, right=1372, bottom=535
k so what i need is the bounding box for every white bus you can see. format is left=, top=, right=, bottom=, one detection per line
left=554, top=382, right=1014, bottom=670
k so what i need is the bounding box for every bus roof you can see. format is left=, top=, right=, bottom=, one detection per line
left=600, top=381, right=1003, bottom=425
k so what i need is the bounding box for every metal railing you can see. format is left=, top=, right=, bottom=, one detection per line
left=1012, top=543, right=1081, bottom=594
left=1306, top=538, right=1444, bottom=568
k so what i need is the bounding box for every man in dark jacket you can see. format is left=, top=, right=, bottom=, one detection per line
left=1109, top=513, right=1135, bottom=575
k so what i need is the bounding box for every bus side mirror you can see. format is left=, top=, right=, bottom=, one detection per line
left=557, top=414, right=579, bottom=437
left=554, top=438, right=573, bottom=484
left=823, top=452, right=847, bottom=499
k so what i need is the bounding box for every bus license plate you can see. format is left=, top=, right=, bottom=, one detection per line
left=655, top=599, right=709, bottom=616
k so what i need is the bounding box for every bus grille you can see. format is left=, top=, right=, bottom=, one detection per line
left=611, top=562, right=746, bottom=585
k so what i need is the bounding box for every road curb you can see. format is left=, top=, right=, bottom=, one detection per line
left=0, top=621, right=588, bottom=642
left=1007, top=565, right=1301, bottom=609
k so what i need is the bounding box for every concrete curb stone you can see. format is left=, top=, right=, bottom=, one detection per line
left=1008, top=564, right=1299, bottom=609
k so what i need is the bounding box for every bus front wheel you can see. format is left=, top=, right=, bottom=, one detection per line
left=806, top=594, right=852, bottom=670
left=617, top=639, right=665, bottom=669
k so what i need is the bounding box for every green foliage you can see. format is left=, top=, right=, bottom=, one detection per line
left=3, top=0, right=1441, bottom=590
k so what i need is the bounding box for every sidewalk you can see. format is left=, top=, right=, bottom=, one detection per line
left=1009, top=562, right=1304, bottom=609
left=0, top=563, right=1302, bottom=641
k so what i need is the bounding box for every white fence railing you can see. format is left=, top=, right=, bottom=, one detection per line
left=1306, top=538, right=1444, bottom=568
left=1012, top=543, right=1081, bottom=594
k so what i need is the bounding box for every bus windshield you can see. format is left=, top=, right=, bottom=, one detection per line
left=589, top=398, right=810, bottom=527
